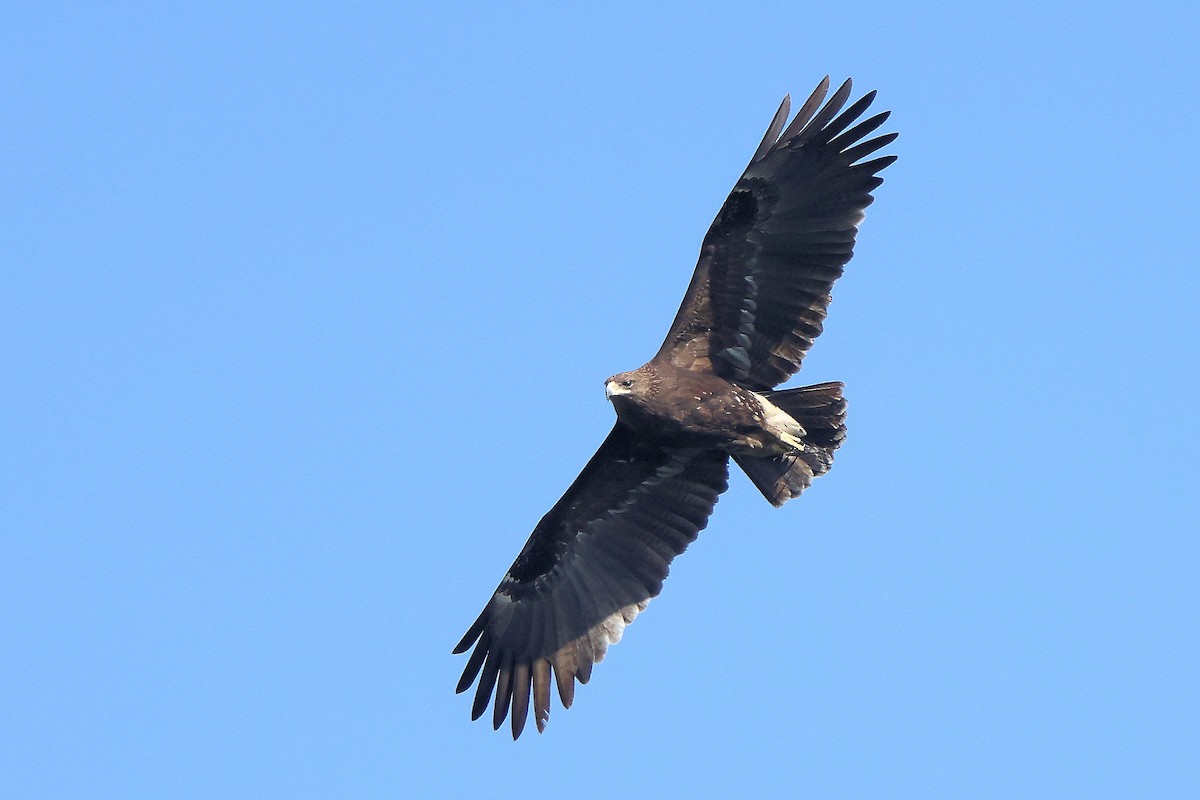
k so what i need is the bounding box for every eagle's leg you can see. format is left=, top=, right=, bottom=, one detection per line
left=731, top=382, right=847, bottom=506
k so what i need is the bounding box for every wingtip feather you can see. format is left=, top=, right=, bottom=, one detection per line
left=470, top=650, right=501, bottom=720
left=779, top=76, right=831, bottom=143
left=553, top=660, right=576, bottom=709
left=751, top=94, right=793, bottom=163
left=455, top=640, right=489, bottom=694
left=452, top=611, right=487, bottom=655
left=510, top=662, right=531, bottom=739
left=533, top=659, right=552, bottom=732
left=491, top=656, right=514, bottom=730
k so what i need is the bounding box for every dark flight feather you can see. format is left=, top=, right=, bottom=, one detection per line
left=454, top=424, right=729, bottom=738
left=656, top=77, right=895, bottom=391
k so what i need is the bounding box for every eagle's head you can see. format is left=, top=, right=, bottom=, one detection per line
left=605, top=366, right=657, bottom=403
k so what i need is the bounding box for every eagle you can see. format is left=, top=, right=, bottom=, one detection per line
left=454, top=77, right=896, bottom=738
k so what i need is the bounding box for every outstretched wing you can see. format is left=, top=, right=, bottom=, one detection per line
left=453, top=424, right=729, bottom=739
left=655, top=77, right=897, bottom=390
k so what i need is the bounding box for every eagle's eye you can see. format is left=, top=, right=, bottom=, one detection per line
left=621, top=379, right=634, bottom=388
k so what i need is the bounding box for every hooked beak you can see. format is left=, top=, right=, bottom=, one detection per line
left=605, top=380, right=631, bottom=399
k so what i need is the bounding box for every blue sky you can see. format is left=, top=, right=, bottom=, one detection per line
left=3, top=1, right=1198, bottom=797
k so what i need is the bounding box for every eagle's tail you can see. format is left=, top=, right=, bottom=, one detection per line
left=733, top=381, right=847, bottom=507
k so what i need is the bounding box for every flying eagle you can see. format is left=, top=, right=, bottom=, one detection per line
left=454, top=77, right=896, bottom=738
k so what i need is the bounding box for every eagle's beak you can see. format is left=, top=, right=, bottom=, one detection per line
left=605, top=380, right=630, bottom=399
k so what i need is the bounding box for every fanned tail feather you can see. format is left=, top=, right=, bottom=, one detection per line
left=734, top=381, right=847, bottom=507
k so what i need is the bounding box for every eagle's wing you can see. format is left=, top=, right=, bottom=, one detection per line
left=654, top=77, right=897, bottom=390
left=453, top=423, right=729, bottom=738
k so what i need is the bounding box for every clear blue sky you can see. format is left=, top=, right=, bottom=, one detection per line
left=3, top=2, right=1198, bottom=797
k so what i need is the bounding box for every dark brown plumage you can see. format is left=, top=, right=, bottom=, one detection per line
left=454, top=77, right=896, bottom=738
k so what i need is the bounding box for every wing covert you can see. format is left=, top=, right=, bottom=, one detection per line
left=656, top=77, right=897, bottom=390
left=453, top=423, right=729, bottom=738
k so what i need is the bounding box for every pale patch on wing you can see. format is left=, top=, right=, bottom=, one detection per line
left=544, top=453, right=698, bottom=695
left=454, top=432, right=729, bottom=739
left=548, top=599, right=650, bottom=687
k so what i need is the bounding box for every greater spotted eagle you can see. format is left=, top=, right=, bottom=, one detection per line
left=454, top=77, right=896, bottom=738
